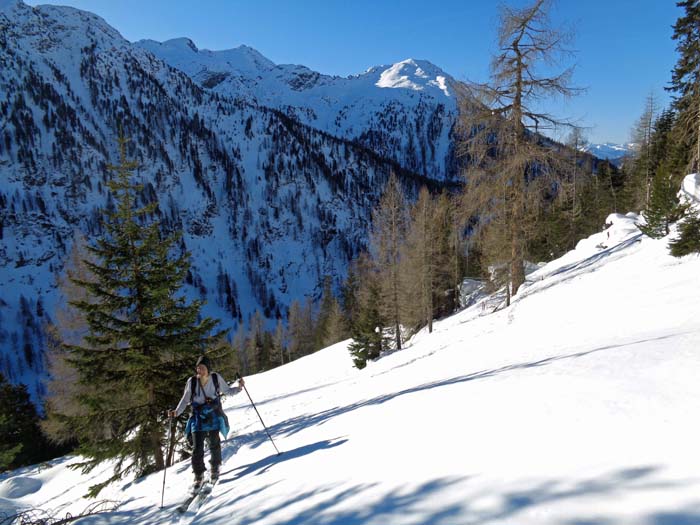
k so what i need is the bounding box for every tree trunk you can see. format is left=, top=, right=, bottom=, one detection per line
left=152, top=429, right=164, bottom=470
left=505, top=276, right=511, bottom=308
left=511, top=257, right=525, bottom=296
left=394, top=320, right=401, bottom=350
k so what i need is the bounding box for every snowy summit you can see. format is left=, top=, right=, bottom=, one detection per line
left=375, top=58, right=452, bottom=96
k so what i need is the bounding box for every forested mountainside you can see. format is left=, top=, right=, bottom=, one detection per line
left=137, top=38, right=460, bottom=181
left=0, top=0, right=441, bottom=398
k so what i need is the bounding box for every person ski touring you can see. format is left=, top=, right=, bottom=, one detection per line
left=168, top=355, right=244, bottom=489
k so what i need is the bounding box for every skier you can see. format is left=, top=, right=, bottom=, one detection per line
left=168, top=355, right=244, bottom=489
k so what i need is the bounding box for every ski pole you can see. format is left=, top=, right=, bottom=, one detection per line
left=236, top=373, right=281, bottom=455
left=160, top=416, right=175, bottom=509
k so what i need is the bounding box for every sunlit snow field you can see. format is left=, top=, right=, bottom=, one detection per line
left=2, top=177, right=700, bottom=524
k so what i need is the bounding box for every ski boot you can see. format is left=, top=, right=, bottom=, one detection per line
left=210, top=465, right=220, bottom=484
left=191, top=472, right=204, bottom=493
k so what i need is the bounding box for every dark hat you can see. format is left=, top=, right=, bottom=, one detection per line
left=195, top=355, right=212, bottom=372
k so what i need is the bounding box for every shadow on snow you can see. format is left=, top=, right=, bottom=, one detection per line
left=238, top=332, right=689, bottom=449
left=190, top=465, right=699, bottom=525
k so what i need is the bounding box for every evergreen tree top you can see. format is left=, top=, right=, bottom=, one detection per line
left=670, top=1, right=700, bottom=101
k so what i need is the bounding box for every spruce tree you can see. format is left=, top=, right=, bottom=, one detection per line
left=431, top=193, right=460, bottom=319
left=346, top=253, right=387, bottom=369
left=260, top=330, right=275, bottom=372
left=0, top=374, right=42, bottom=471
left=650, top=109, right=677, bottom=172
left=60, top=138, right=224, bottom=496
left=669, top=0, right=700, bottom=172
left=348, top=276, right=386, bottom=369
left=0, top=416, right=22, bottom=472
left=573, top=161, right=618, bottom=236
left=214, top=339, right=241, bottom=382
left=638, top=163, right=686, bottom=238
left=669, top=210, right=700, bottom=256
left=230, top=326, right=248, bottom=373
left=559, top=129, right=588, bottom=251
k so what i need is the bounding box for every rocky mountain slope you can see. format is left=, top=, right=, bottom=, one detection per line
left=0, top=0, right=440, bottom=398
left=136, top=38, right=460, bottom=181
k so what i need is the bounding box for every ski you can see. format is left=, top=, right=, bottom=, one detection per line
left=174, top=476, right=218, bottom=515
left=190, top=476, right=218, bottom=511
left=174, top=482, right=205, bottom=514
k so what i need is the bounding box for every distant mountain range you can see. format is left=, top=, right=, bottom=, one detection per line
left=582, top=142, right=636, bottom=166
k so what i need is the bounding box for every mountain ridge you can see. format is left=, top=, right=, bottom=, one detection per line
left=135, top=37, right=461, bottom=180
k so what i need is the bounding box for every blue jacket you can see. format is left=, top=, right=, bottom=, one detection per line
left=185, top=400, right=230, bottom=438
left=174, top=373, right=240, bottom=439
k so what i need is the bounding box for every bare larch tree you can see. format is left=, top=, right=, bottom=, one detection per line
left=457, top=0, right=581, bottom=305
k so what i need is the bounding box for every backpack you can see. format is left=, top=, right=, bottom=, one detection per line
left=188, top=373, right=230, bottom=438
left=189, top=372, right=222, bottom=402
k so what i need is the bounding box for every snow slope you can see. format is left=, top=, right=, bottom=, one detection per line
left=2, top=180, right=700, bottom=523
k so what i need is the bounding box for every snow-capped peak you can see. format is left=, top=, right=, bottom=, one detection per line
left=136, top=38, right=276, bottom=76
left=375, top=58, right=452, bottom=96
left=0, top=0, right=129, bottom=64
left=161, top=37, right=198, bottom=53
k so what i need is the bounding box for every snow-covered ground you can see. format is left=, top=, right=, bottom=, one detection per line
left=3, top=182, right=700, bottom=524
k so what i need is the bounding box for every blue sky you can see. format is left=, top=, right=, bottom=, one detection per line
left=27, top=0, right=682, bottom=144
